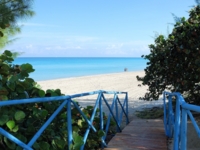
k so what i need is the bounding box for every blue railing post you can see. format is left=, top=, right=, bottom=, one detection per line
left=173, top=95, right=181, bottom=150
left=99, top=92, right=103, bottom=131
left=163, top=91, right=200, bottom=150
left=163, top=91, right=167, bottom=136
left=115, top=94, right=119, bottom=129
left=67, top=99, right=73, bottom=150
left=163, top=91, right=174, bottom=138
left=168, top=95, right=173, bottom=138
left=98, top=91, right=103, bottom=149
left=115, top=94, right=119, bottom=124
left=125, top=92, right=129, bottom=124
left=181, top=108, right=187, bottom=150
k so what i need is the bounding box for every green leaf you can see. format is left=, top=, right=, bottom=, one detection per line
left=27, top=125, right=35, bottom=133
left=9, top=75, right=18, bottom=83
left=71, top=119, right=75, bottom=124
left=7, top=82, right=15, bottom=91
left=86, top=106, right=94, bottom=109
left=72, top=126, right=80, bottom=132
left=0, top=95, right=8, bottom=101
left=181, top=17, right=185, bottom=22
left=33, top=107, right=40, bottom=116
left=6, top=120, right=15, bottom=130
left=41, top=109, right=48, bottom=118
left=0, top=115, right=9, bottom=125
left=46, top=89, right=58, bottom=96
left=16, top=85, right=25, bottom=93
left=25, top=78, right=35, bottom=83
left=15, top=133, right=27, bottom=143
left=0, top=31, right=4, bottom=37
left=18, top=93, right=27, bottom=99
left=77, top=119, right=83, bottom=127
left=55, top=89, right=62, bottom=95
left=33, top=142, right=40, bottom=149
left=4, top=50, right=12, bottom=57
left=98, top=130, right=105, bottom=137
left=12, top=125, right=19, bottom=132
left=0, top=87, right=9, bottom=95
left=0, top=23, right=6, bottom=29
left=39, top=141, right=50, bottom=150
left=39, top=90, right=45, bottom=97
left=20, top=63, right=35, bottom=73
left=16, top=146, right=23, bottom=150
left=55, top=139, right=66, bottom=149
left=18, top=71, right=29, bottom=79
left=73, top=143, right=83, bottom=150
left=15, top=111, right=26, bottom=121
left=69, top=144, right=73, bottom=150
left=0, top=63, right=10, bottom=73
left=4, top=137, right=16, bottom=149
left=73, top=132, right=84, bottom=144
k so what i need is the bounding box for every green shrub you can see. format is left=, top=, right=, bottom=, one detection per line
left=0, top=50, right=115, bottom=150
left=137, top=5, right=200, bottom=104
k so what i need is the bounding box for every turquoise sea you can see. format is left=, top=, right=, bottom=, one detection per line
left=14, top=57, right=147, bottom=81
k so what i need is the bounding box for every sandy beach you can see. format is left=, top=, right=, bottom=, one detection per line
left=38, top=71, right=163, bottom=115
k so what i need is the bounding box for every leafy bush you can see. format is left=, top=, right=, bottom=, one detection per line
left=70, top=105, right=116, bottom=150
left=137, top=5, right=200, bottom=104
left=0, top=50, right=115, bottom=150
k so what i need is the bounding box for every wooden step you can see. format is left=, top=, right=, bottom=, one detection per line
left=104, top=116, right=167, bottom=150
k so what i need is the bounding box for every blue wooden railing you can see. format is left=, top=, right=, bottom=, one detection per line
left=163, top=91, right=200, bottom=150
left=0, top=90, right=129, bottom=150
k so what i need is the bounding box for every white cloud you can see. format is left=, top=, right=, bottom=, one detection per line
left=106, top=43, right=124, bottom=50
left=45, top=45, right=83, bottom=50
left=25, top=44, right=33, bottom=49
left=4, top=36, right=151, bottom=57
left=102, top=40, right=151, bottom=57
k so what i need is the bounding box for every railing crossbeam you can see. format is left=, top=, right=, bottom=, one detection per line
left=118, top=96, right=129, bottom=125
left=102, top=94, right=122, bottom=132
left=0, top=128, right=33, bottom=150
left=186, top=110, right=200, bottom=138
left=28, top=100, right=69, bottom=147
left=0, top=90, right=129, bottom=150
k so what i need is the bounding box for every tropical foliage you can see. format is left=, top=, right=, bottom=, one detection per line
left=0, top=0, right=34, bottom=51
left=0, top=0, right=34, bottom=35
left=137, top=4, right=200, bottom=104
left=0, top=50, right=116, bottom=149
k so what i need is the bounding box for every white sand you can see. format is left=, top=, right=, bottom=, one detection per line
left=38, top=71, right=199, bottom=149
left=38, top=71, right=163, bottom=115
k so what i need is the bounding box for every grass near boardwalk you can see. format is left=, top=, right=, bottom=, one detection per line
left=135, top=107, right=164, bottom=119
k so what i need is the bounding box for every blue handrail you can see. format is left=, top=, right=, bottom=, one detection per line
left=0, top=90, right=129, bottom=150
left=163, top=91, right=200, bottom=150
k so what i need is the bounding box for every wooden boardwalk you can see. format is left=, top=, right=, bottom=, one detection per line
left=104, top=116, right=168, bottom=150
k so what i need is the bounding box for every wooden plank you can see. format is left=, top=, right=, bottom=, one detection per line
left=104, top=116, right=167, bottom=150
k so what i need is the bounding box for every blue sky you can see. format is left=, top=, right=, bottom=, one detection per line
left=4, top=0, right=196, bottom=57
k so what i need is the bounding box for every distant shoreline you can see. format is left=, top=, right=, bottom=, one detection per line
left=38, top=70, right=163, bottom=114
left=36, top=70, right=144, bottom=82
left=14, top=57, right=147, bottom=81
